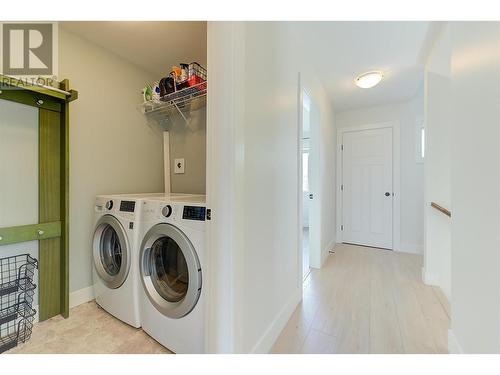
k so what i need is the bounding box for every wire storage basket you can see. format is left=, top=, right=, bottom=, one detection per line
left=0, top=254, right=38, bottom=353
left=159, top=62, right=207, bottom=105
left=140, top=62, right=207, bottom=126
left=187, top=62, right=207, bottom=90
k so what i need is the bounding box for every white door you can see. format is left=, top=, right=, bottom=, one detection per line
left=341, top=127, right=393, bottom=249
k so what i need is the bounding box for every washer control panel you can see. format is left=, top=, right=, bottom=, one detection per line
left=95, top=196, right=139, bottom=222
left=119, top=200, right=136, bottom=213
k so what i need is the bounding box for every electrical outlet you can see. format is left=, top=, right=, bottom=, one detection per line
left=174, top=158, right=185, bottom=174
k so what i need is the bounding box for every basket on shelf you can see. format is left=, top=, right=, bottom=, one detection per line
left=139, top=62, right=207, bottom=124
left=160, top=81, right=207, bottom=104
left=186, top=62, right=207, bottom=91
left=0, top=254, right=38, bottom=353
left=160, top=62, right=207, bottom=104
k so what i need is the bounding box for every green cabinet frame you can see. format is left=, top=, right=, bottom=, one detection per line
left=0, top=75, right=77, bottom=320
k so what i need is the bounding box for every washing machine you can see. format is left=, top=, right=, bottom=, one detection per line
left=138, top=195, right=207, bottom=353
left=92, top=194, right=144, bottom=327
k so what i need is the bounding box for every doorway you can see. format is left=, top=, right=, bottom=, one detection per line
left=301, top=92, right=311, bottom=279
left=337, top=123, right=400, bottom=250
left=299, top=86, right=320, bottom=280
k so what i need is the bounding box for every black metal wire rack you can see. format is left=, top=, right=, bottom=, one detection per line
left=0, top=254, right=38, bottom=353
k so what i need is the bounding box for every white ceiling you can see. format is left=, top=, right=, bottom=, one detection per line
left=290, top=21, right=435, bottom=111
left=62, top=21, right=436, bottom=112
left=61, top=22, right=207, bottom=78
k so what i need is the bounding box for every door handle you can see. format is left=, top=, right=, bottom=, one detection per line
left=309, top=194, right=314, bottom=199
left=385, top=192, right=391, bottom=197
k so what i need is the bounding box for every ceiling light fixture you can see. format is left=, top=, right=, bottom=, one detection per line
left=355, top=71, right=384, bottom=89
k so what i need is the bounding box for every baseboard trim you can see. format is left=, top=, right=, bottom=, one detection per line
left=69, top=286, right=94, bottom=309
left=448, top=329, right=464, bottom=354
left=422, top=267, right=439, bottom=286
left=31, top=286, right=93, bottom=324
left=250, top=287, right=302, bottom=353
left=397, top=242, right=423, bottom=254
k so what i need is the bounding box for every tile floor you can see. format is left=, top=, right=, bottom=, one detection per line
left=7, top=301, right=171, bottom=354
left=272, top=243, right=450, bottom=354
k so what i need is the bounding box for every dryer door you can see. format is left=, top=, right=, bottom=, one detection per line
left=93, top=215, right=130, bottom=289
left=140, top=223, right=202, bottom=319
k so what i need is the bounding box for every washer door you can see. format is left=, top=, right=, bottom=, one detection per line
left=93, top=215, right=130, bottom=289
left=140, top=223, right=202, bottom=319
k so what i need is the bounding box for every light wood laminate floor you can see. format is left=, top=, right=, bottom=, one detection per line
left=272, top=243, right=450, bottom=354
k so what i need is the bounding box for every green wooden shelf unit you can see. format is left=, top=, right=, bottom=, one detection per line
left=0, top=74, right=78, bottom=321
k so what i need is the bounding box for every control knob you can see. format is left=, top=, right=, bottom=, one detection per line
left=105, top=200, right=113, bottom=210
left=162, top=205, right=173, bottom=218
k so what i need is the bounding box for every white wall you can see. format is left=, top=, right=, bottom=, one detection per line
left=168, top=107, right=206, bottom=195
left=59, top=28, right=164, bottom=294
left=285, top=23, right=337, bottom=268
left=240, top=23, right=301, bottom=352
left=314, top=78, right=336, bottom=266
left=206, top=21, right=245, bottom=353
left=206, top=21, right=336, bottom=353
left=423, top=25, right=452, bottom=300
left=335, top=92, right=425, bottom=254
left=448, top=22, right=500, bottom=353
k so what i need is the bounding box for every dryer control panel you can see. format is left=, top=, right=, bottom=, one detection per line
left=142, top=200, right=206, bottom=231
left=182, top=206, right=206, bottom=221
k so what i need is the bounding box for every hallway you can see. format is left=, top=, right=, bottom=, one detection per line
left=272, top=244, right=450, bottom=353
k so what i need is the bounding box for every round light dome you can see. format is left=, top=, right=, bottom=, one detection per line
left=355, top=71, right=384, bottom=89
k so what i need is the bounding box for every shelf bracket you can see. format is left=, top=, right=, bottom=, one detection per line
left=173, top=102, right=188, bottom=123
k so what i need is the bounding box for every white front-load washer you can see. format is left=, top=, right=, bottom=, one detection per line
left=92, top=194, right=144, bottom=328
left=138, top=195, right=207, bottom=353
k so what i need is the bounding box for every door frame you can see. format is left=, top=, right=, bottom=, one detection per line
left=297, top=74, right=321, bottom=288
left=298, top=82, right=310, bottom=281
left=296, top=76, right=305, bottom=288
left=335, top=121, right=401, bottom=251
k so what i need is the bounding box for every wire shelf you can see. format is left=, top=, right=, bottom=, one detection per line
left=0, top=254, right=38, bottom=353
left=139, top=81, right=207, bottom=125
